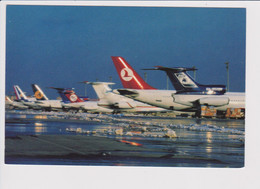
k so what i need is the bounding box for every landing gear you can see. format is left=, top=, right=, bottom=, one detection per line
left=195, top=110, right=201, bottom=118
left=69, top=109, right=78, bottom=114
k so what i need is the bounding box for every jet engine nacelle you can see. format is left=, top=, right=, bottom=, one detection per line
left=199, top=97, right=229, bottom=106
left=114, top=101, right=136, bottom=109
left=172, top=95, right=194, bottom=106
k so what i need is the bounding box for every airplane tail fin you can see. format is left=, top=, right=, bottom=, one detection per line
left=31, top=84, right=49, bottom=100
left=145, top=66, right=226, bottom=94
left=111, top=56, right=155, bottom=89
left=50, top=87, right=84, bottom=103
left=13, top=85, right=28, bottom=100
left=6, top=96, right=13, bottom=103
left=86, top=82, right=114, bottom=99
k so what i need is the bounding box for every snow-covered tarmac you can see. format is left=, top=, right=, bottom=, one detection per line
left=5, top=110, right=245, bottom=167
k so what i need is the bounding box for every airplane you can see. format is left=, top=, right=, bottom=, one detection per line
left=111, top=56, right=245, bottom=117
left=111, top=56, right=155, bottom=89
left=51, top=87, right=113, bottom=113
left=5, top=96, right=13, bottom=107
left=144, top=66, right=245, bottom=110
left=31, top=84, right=63, bottom=111
left=13, top=85, right=40, bottom=109
left=85, top=81, right=168, bottom=113
left=144, top=66, right=226, bottom=95
left=5, top=96, right=28, bottom=110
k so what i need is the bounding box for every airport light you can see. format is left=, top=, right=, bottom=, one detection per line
left=192, top=66, right=196, bottom=81
left=78, top=81, right=88, bottom=96
left=166, top=75, right=169, bottom=90
left=225, top=62, right=229, bottom=91
left=84, top=84, right=87, bottom=96
left=144, top=72, right=147, bottom=82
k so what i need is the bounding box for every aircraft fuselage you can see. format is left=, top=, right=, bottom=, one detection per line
left=117, top=89, right=245, bottom=112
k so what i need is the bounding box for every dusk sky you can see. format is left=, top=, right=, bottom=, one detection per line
left=6, top=5, right=246, bottom=99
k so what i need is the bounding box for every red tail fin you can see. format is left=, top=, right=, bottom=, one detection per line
left=111, top=56, right=156, bottom=89
left=63, top=90, right=84, bottom=103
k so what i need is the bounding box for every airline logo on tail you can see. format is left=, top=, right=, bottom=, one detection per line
left=63, top=91, right=83, bottom=103
left=69, top=94, right=78, bottom=102
left=50, top=87, right=84, bottom=103
left=35, top=91, right=44, bottom=99
left=121, top=68, right=133, bottom=81
left=175, top=72, right=198, bottom=88
left=31, top=84, right=48, bottom=100
left=111, top=56, right=155, bottom=90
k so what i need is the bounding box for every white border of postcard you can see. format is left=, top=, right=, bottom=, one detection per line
left=1, top=1, right=260, bottom=189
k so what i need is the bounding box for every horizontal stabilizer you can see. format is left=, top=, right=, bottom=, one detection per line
left=84, top=81, right=115, bottom=86
left=143, top=66, right=197, bottom=72
left=49, top=87, right=74, bottom=91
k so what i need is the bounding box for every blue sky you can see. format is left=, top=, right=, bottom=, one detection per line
left=6, top=5, right=246, bottom=99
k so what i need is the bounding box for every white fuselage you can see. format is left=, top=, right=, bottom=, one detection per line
left=62, top=101, right=113, bottom=113
left=98, top=91, right=167, bottom=113
left=34, top=100, right=63, bottom=110
left=120, top=89, right=245, bottom=112
left=7, top=100, right=28, bottom=109
left=22, top=100, right=42, bottom=109
left=90, top=82, right=168, bottom=113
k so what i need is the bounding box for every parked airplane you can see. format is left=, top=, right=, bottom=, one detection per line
left=5, top=96, right=12, bottom=107
left=85, top=81, right=168, bottom=113
left=51, top=87, right=113, bottom=113
left=5, top=96, right=28, bottom=110
left=144, top=66, right=226, bottom=95
left=145, top=66, right=245, bottom=111
left=32, top=84, right=63, bottom=111
left=111, top=56, right=155, bottom=89
left=111, top=56, right=245, bottom=116
left=13, top=85, right=40, bottom=109
left=14, top=85, right=35, bottom=101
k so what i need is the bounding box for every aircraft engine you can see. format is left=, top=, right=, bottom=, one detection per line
left=114, top=101, right=136, bottom=109
left=199, top=97, right=229, bottom=106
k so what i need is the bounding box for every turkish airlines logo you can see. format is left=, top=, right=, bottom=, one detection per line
left=120, top=68, right=133, bottom=81
left=70, top=94, right=78, bottom=102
